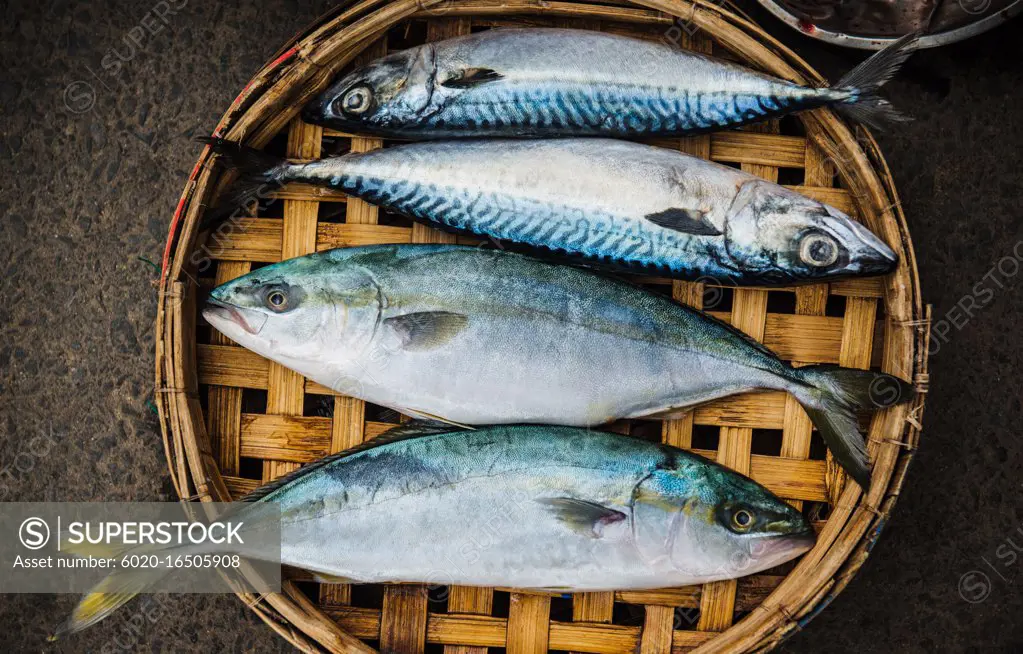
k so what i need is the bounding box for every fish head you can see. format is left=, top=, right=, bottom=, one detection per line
left=203, top=252, right=381, bottom=365
left=723, top=179, right=897, bottom=284
left=634, top=459, right=815, bottom=581
left=303, top=45, right=437, bottom=133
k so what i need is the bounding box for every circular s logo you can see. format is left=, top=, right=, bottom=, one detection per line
left=19, top=517, right=50, bottom=550
left=958, top=570, right=991, bottom=604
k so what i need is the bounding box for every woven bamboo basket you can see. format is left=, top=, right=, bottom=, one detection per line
left=154, top=1, right=930, bottom=652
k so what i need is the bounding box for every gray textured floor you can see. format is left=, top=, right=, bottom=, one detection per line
left=0, top=1, right=1020, bottom=652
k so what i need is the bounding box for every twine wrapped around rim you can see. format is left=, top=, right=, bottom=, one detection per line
left=154, top=1, right=929, bottom=652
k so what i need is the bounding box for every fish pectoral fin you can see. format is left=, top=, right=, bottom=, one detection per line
left=440, top=67, right=504, bottom=89
left=537, top=498, right=627, bottom=539
left=384, top=311, right=469, bottom=351
left=644, top=208, right=722, bottom=236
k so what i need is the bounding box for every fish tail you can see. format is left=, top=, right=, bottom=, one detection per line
left=830, top=32, right=921, bottom=130
left=789, top=365, right=914, bottom=490
left=55, top=538, right=188, bottom=637
left=57, top=566, right=170, bottom=637
left=197, top=137, right=295, bottom=227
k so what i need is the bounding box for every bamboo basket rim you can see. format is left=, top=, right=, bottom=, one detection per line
left=154, top=2, right=930, bottom=652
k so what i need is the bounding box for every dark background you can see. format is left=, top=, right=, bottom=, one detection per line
left=0, top=1, right=1020, bottom=652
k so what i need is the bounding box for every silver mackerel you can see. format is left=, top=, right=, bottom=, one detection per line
left=204, top=137, right=897, bottom=285
left=303, top=28, right=919, bottom=138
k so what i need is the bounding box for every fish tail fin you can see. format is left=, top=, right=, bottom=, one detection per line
left=57, top=567, right=170, bottom=637
left=830, top=32, right=921, bottom=130
left=198, top=137, right=293, bottom=185
left=197, top=137, right=295, bottom=227
left=789, top=365, right=914, bottom=489
left=54, top=538, right=181, bottom=637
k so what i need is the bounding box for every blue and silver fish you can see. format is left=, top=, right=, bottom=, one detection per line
left=63, top=423, right=815, bottom=633
left=203, top=137, right=897, bottom=285
left=202, top=244, right=913, bottom=488
left=302, top=28, right=919, bottom=138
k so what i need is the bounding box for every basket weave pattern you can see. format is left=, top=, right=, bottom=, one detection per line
left=155, top=2, right=929, bottom=652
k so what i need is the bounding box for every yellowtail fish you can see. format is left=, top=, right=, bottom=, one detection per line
left=62, top=424, right=815, bottom=633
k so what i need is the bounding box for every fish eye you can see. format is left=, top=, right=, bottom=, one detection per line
left=731, top=508, right=755, bottom=532
left=799, top=232, right=840, bottom=268
left=338, top=85, right=374, bottom=116
left=264, top=289, right=289, bottom=312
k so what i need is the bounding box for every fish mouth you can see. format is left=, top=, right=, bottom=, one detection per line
left=749, top=529, right=816, bottom=564
left=854, top=239, right=899, bottom=276
left=827, top=210, right=899, bottom=276
left=301, top=96, right=331, bottom=126
left=203, top=298, right=267, bottom=336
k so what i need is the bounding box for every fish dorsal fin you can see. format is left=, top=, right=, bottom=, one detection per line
left=384, top=311, right=469, bottom=351
left=366, top=420, right=463, bottom=442
left=537, top=498, right=627, bottom=538
left=241, top=420, right=463, bottom=503
left=440, top=67, right=504, bottom=89
left=645, top=208, right=722, bottom=236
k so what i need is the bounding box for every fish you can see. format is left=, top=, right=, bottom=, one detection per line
left=301, top=28, right=919, bottom=138
left=202, top=244, right=914, bottom=488
left=201, top=137, right=898, bottom=285
left=62, top=423, right=816, bottom=633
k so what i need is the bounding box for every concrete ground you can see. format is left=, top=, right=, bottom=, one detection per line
left=0, top=1, right=1020, bottom=652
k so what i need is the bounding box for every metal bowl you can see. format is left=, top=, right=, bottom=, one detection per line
left=756, top=0, right=1021, bottom=49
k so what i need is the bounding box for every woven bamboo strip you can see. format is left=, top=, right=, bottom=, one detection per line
left=223, top=475, right=260, bottom=497
left=507, top=593, right=552, bottom=654
left=327, top=605, right=725, bottom=653
left=572, top=592, right=616, bottom=654
left=380, top=585, right=429, bottom=653
left=447, top=586, right=496, bottom=654
left=640, top=605, right=675, bottom=654
left=709, top=132, right=805, bottom=168
left=283, top=580, right=379, bottom=654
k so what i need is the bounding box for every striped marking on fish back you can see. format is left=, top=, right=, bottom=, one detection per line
left=341, top=174, right=702, bottom=274
left=426, top=82, right=817, bottom=135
